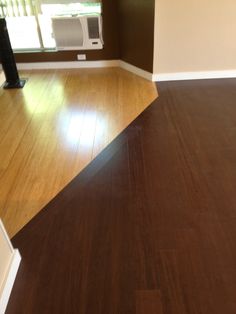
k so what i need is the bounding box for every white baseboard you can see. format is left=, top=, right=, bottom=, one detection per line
left=14, top=59, right=154, bottom=81
left=6, top=59, right=236, bottom=83
left=0, top=250, right=21, bottom=314
left=16, top=60, right=120, bottom=70
left=119, top=61, right=153, bottom=81
left=153, top=70, right=236, bottom=82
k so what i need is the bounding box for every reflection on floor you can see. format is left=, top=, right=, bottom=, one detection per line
left=0, top=67, right=157, bottom=237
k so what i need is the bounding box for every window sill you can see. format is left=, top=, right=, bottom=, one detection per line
left=14, top=49, right=56, bottom=54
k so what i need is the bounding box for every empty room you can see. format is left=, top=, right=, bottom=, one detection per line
left=0, top=0, right=236, bottom=313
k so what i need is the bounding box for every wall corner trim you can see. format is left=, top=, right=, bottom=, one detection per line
left=119, top=61, right=154, bottom=81
left=153, top=70, right=236, bottom=81
left=0, top=221, right=21, bottom=314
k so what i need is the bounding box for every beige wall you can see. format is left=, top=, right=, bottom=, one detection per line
left=0, top=72, right=5, bottom=86
left=154, top=0, right=236, bottom=74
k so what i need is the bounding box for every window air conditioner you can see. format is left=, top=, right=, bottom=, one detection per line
left=51, top=15, right=103, bottom=51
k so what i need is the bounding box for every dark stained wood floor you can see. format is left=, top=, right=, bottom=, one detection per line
left=6, top=79, right=236, bottom=314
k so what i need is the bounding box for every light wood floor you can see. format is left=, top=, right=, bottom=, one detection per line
left=0, top=67, right=157, bottom=237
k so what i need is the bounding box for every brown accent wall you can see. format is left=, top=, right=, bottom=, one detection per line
left=117, top=0, right=155, bottom=73
left=15, top=0, right=119, bottom=63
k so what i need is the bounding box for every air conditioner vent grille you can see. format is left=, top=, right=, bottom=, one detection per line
left=87, top=17, right=100, bottom=39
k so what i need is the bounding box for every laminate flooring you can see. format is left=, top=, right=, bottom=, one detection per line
left=6, top=78, right=236, bottom=313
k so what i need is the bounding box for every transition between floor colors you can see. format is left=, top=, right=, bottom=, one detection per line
left=0, top=67, right=157, bottom=237
left=6, top=78, right=236, bottom=314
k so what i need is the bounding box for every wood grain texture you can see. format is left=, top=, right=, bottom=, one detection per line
left=6, top=79, right=236, bottom=314
left=136, top=290, right=163, bottom=314
left=0, top=67, right=157, bottom=237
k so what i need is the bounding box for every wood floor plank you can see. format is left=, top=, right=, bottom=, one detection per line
left=6, top=78, right=236, bottom=314
left=136, top=290, right=163, bottom=314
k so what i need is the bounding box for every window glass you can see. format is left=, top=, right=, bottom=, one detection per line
left=5, top=2, right=101, bottom=50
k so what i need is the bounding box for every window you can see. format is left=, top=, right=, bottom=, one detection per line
left=0, top=1, right=101, bottom=50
